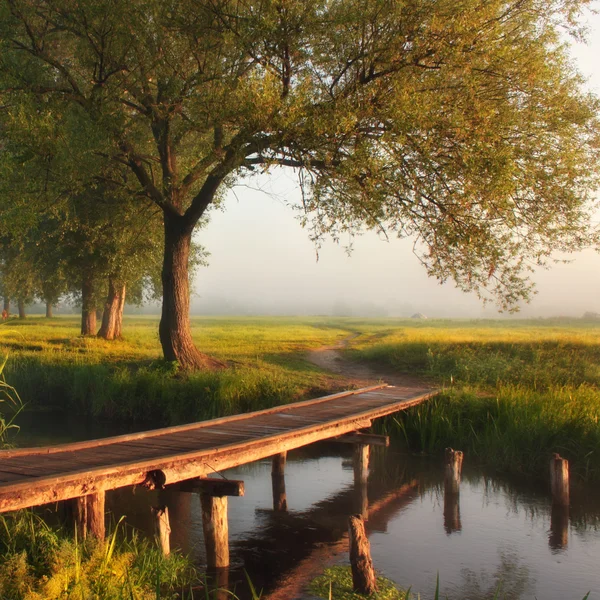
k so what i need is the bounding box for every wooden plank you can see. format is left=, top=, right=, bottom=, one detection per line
left=0, top=414, right=375, bottom=512
left=0, top=384, right=388, bottom=459
left=0, top=387, right=436, bottom=512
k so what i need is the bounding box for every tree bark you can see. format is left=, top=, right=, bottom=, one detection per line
left=159, top=213, right=223, bottom=370
left=81, top=272, right=97, bottom=335
left=17, top=299, right=26, bottom=319
left=45, top=301, right=53, bottom=319
left=3, top=297, right=9, bottom=313
left=97, top=278, right=126, bottom=340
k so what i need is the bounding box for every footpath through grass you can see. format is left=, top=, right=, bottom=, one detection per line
left=346, top=318, right=600, bottom=482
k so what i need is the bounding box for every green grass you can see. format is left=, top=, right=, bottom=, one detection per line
left=0, top=511, right=197, bottom=600
left=346, top=319, right=600, bottom=481
left=0, top=315, right=351, bottom=425
left=309, top=566, right=409, bottom=600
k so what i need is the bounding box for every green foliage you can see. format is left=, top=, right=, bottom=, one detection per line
left=0, top=511, right=196, bottom=600
left=309, top=566, right=407, bottom=600
left=0, top=0, right=598, bottom=313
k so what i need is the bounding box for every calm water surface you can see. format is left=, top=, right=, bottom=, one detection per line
left=16, top=415, right=600, bottom=600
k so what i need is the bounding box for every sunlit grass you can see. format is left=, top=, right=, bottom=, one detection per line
left=347, top=319, right=600, bottom=481
left=0, top=315, right=352, bottom=425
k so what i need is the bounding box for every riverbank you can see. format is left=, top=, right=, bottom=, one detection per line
left=2, top=316, right=599, bottom=483
left=345, top=319, right=600, bottom=481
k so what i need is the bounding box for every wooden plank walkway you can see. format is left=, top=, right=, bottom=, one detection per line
left=0, top=383, right=434, bottom=513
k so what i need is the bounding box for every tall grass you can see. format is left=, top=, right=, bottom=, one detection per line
left=349, top=320, right=600, bottom=481
left=0, top=511, right=197, bottom=600
left=0, top=316, right=350, bottom=425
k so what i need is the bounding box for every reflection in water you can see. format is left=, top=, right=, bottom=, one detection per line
left=451, top=550, right=534, bottom=600
left=28, top=437, right=600, bottom=600
left=549, top=503, right=570, bottom=551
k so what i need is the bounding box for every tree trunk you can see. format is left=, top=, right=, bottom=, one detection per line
left=3, top=297, right=9, bottom=313
left=17, top=299, right=26, bottom=319
left=45, top=301, right=53, bottom=319
left=81, top=272, right=97, bottom=335
left=97, top=278, right=126, bottom=340
left=159, top=214, right=223, bottom=370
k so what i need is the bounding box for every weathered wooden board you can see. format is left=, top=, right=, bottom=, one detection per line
left=0, top=385, right=435, bottom=512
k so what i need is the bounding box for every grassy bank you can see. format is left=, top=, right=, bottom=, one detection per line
left=0, top=316, right=349, bottom=426
left=346, top=319, right=600, bottom=481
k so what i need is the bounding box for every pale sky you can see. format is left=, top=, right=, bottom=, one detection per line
left=192, top=9, right=600, bottom=319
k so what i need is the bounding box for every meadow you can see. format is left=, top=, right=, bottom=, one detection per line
left=1, top=315, right=600, bottom=599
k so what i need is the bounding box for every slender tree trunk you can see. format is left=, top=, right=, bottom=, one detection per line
left=3, top=297, right=9, bottom=313
left=18, top=299, right=26, bottom=319
left=159, top=213, right=223, bottom=370
left=97, top=278, right=126, bottom=340
left=45, top=301, right=53, bottom=319
left=81, top=272, right=97, bottom=335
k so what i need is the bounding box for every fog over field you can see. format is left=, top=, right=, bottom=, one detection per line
left=189, top=11, right=600, bottom=320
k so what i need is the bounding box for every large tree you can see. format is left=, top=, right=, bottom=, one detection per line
left=1, top=0, right=599, bottom=368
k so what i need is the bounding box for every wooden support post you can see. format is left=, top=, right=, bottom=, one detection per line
left=444, top=448, right=463, bottom=494
left=200, top=493, right=229, bottom=569
left=152, top=505, right=171, bottom=556
left=550, top=453, right=570, bottom=506
left=443, top=448, right=463, bottom=534
left=348, top=514, right=377, bottom=595
left=353, top=444, right=370, bottom=486
left=271, top=452, right=288, bottom=512
left=75, top=492, right=105, bottom=541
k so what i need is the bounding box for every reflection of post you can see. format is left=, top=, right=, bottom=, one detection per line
left=549, top=453, right=570, bottom=550
left=207, top=566, right=230, bottom=600
left=353, top=444, right=370, bottom=517
left=201, top=493, right=229, bottom=568
left=272, top=452, right=288, bottom=512
left=549, top=503, right=569, bottom=550
left=443, top=448, right=463, bottom=534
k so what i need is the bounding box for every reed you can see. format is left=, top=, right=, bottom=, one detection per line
left=350, top=321, right=600, bottom=481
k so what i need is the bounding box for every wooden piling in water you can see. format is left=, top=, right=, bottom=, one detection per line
left=443, top=448, right=463, bottom=533
left=201, top=493, right=229, bottom=569
left=271, top=452, right=288, bottom=512
left=550, top=453, right=570, bottom=506
left=444, top=448, right=463, bottom=494
left=75, top=491, right=105, bottom=541
left=152, top=505, right=171, bottom=556
left=348, top=514, right=377, bottom=595
left=353, top=443, right=370, bottom=486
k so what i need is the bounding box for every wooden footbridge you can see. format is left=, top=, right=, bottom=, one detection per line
left=0, top=383, right=434, bottom=567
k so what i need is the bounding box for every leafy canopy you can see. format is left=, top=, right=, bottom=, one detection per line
left=0, top=0, right=599, bottom=309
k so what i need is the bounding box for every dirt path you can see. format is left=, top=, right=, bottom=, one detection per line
left=306, top=335, right=430, bottom=389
